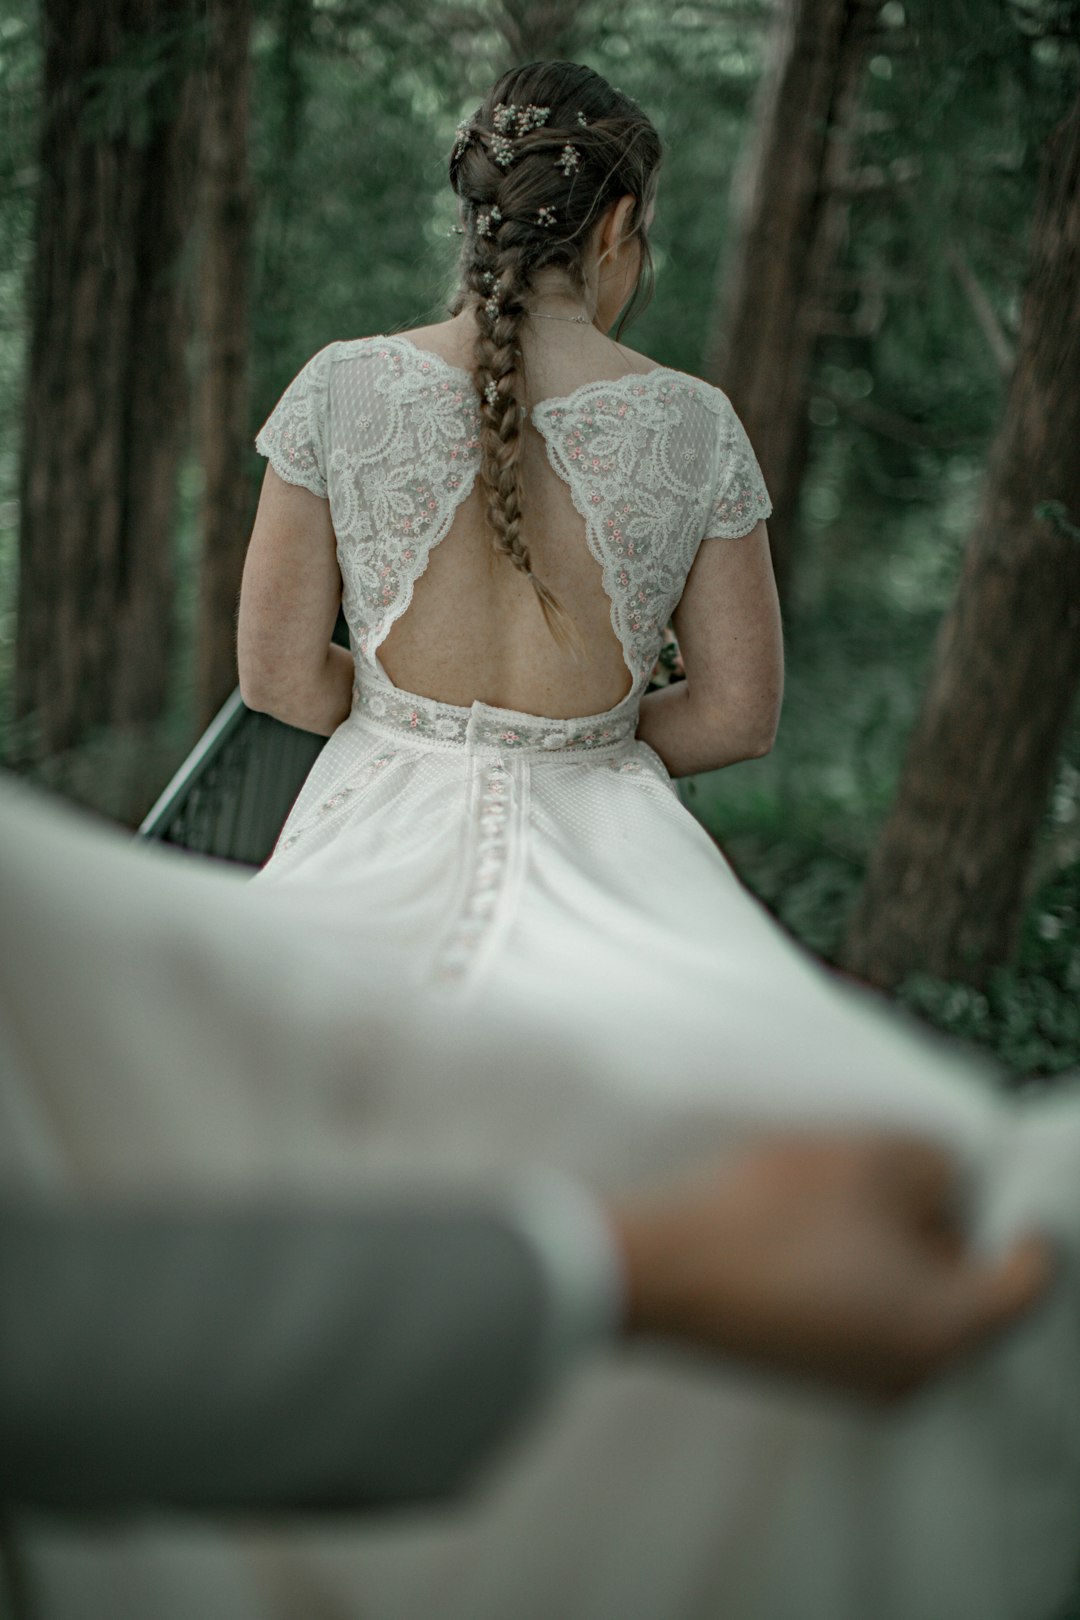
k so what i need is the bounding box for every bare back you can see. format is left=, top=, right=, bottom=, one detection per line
left=375, top=314, right=662, bottom=719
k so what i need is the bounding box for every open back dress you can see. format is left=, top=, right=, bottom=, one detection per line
left=3, top=332, right=1080, bottom=1620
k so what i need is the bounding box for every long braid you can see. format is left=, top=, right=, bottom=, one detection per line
left=448, top=62, right=662, bottom=657
left=467, top=219, right=583, bottom=654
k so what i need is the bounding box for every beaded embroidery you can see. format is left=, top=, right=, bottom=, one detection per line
left=273, top=749, right=399, bottom=856
left=352, top=674, right=638, bottom=753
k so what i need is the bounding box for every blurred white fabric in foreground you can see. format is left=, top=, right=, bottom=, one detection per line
left=2, top=770, right=1079, bottom=1620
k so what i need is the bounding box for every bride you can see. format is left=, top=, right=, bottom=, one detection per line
left=5, top=55, right=1080, bottom=1620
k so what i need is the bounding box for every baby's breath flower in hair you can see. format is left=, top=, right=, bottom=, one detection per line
left=452, top=120, right=473, bottom=160
left=490, top=101, right=552, bottom=168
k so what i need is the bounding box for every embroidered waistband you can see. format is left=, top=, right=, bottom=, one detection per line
left=351, top=672, right=640, bottom=755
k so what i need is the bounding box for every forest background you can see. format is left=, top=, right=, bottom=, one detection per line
left=0, top=0, right=1078, bottom=1087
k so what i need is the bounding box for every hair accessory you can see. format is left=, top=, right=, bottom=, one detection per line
left=556, top=143, right=580, bottom=177
left=576, top=111, right=589, bottom=126
left=490, top=101, right=552, bottom=167
left=452, top=120, right=473, bottom=161
left=476, top=204, right=502, bottom=236
left=484, top=380, right=499, bottom=405
left=484, top=295, right=500, bottom=320
left=493, top=101, right=550, bottom=136
left=536, top=205, right=557, bottom=228
left=517, top=103, right=551, bottom=135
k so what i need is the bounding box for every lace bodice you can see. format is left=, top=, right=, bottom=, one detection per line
left=253, top=333, right=772, bottom=738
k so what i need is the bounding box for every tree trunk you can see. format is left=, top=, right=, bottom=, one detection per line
left=193, top=0, right=254, bottom=731
left=704, top=0, right=881, bottom=603
left=841, top=92, right=1080, bottom=990
left=495, top=0, right=583, bottom=64
left=14, top=0, right=202, bottom=760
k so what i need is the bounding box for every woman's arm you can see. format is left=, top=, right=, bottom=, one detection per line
left=635, top=519, right=783, bottom=778
left=237, top=466, right=353, bottom=737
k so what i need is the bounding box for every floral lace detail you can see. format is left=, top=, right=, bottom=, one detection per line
left=253, top=336, right=772, bottom=694
left=324, top=339, right=482, bottom=661
left=531, top=376, right=763, bottom=688
left=254, top=343, right=336, bottom=498
left=353, top=673, right=639, bottom=753
left=702, top=403, right=773, bottom=539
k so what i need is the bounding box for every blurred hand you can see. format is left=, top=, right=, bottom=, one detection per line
left=609, top=1134, right=1055, bottom=1400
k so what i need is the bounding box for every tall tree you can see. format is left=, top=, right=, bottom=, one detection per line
left=494, top=0, right=582, bottom=63
left=13, top=0, right=203, bottom=758
left=842, top=89, right=1080, bottom=990
left=704, top=0, right=882, bottom=602
left=193, top=0, right=254, bottom=729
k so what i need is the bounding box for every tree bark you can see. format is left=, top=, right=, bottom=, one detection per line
left=193, top=0, right=254, bottom=730
left=841, top=91, right=1080, bottom=989
left=495, top=0, right=583, bottom=64
left=704, top=0, right=881, bottom=603
left=14, top=0, right=202, bottom=759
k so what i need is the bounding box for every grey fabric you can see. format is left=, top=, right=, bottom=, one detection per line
left=0, top=1194, right=588, bottom=1513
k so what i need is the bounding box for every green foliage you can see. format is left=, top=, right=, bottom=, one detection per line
left=896, top=958, right=1080, bottom=1084
left=889, top=832, right=1080, bottom=1080
left=688, top=573, right=1080, bottom=1081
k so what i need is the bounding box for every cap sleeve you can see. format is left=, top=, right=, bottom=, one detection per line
left=253, top=342, right=337, bottom=498
left=703, top=390, right=772, bottom=539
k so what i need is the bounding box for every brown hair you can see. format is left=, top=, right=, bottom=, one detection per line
left=448, top=61, right=662, bottom=653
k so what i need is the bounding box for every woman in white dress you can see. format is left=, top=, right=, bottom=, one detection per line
left=4, top=56, right=1080, bottom=1620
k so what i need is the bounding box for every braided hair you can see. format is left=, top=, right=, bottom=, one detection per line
left=448, top=62, right=662, bottom=654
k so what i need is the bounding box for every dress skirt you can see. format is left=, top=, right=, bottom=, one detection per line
left=3, top=683, right=1080, bottom=1620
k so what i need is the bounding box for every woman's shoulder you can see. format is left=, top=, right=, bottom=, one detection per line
left=609, top=338, right=732, bottom=408
left=605, top=337, right=664, bottom=378
left=299, top=331, right=440, bottom=368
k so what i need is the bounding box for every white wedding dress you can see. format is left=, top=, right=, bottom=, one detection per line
left=4, top=333, right=1080, bottom=1620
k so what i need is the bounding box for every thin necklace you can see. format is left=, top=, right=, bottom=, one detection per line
left=529, top=309, right=591, bottom=325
